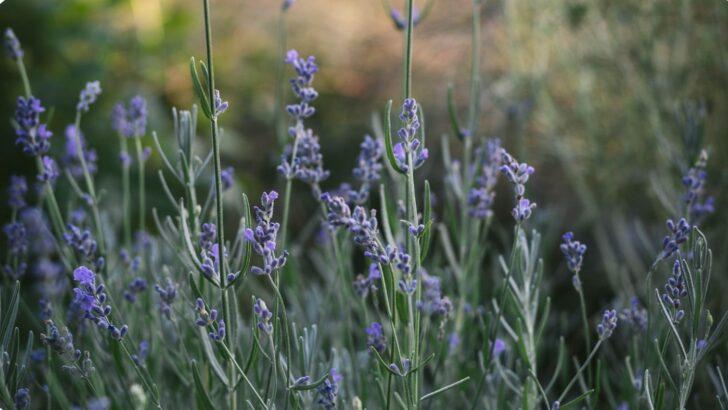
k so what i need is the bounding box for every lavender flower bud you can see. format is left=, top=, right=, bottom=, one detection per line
left=597, top=309, right=618, bottom=339
left=77, top=81, right=102, bottom=113
left=4, top=28, right=24, bottom=60
left=8, top=175, right=28, bottom=210
left=365, top=322, right=386, bottom=353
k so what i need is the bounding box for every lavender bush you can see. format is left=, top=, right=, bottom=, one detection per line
left=1, top=1, right=726, bottom=409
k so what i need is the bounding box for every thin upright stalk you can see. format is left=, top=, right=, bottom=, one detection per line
left=73, top=112, right=107, bottom=259
left=201, top=1, right=235, bottom=409
left=134, top=137, right=146, bottom=236
left=119, top=136, right=132, bottom=248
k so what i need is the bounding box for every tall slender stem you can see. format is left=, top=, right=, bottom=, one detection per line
left=73, top=112, right=107, bottom=259
left=134, top=137, right=146, bottom=236
left=202, top=1, right=235, bottom=409
left=120, top=136, right=132, bottom=248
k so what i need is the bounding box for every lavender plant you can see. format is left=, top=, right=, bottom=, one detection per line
left=1, top=1, right=725, bottom=409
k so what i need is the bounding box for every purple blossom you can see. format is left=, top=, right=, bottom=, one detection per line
left=353, top=263, right=381, bottom=298
left=14, top=96, right=52, bottom=157
left=389, top=6, right=422, bottom=30
left=560, top=232, right=587, bottom=288
left=200, top=223, right=217, bottom=251
left=38, top=156, right=59, bottom=183
left=597, top=309, right=618, bottom=339
left=278, top=126, right=330, bottom=195
left=316, top=368, right=342, bottom=409
left=63, top=224, right=98, bottom=265
left=619, top=297, right=648, bottom=332
left=662, top=259, right=688, bottom=323
left=253, top=298, right=273, bottom=335
left=77, top=81, right=102, bottom=113
left=41, top=320, right=80, bottom=358
left=244, top=191, right=288, bottom=276
left=491, top=338, right=507, bottom=357
left=366, top=322, right=387, bottom=353
left=468, top=139, right=502, bottom=219
left=194, top=298, right=226, bottom=341
left=111, top=103, right=129, bottom=136
left=682, top=150, right=714, bottom=223
left=4, top=221, right=27, bottom=256
left=123, top=277, right=148, bottom=303
left=112, top=96, right=147, bottom=138
left=8, top=175, right=28, bottom=210
left=394, top=98, right=428, bottom=172
left=500, top=150, right=537, bottom=222
left=72, top=266, right=128, bottom=340
left=346, top=135, right=384, bottom=204
left=4, top=28, right=23, bottom=60
left=63, top=125, right=98, bottom=178
left=220, top=167, right=234, bottom=191
left=417, top=270, right=453, bottom=318
left=213, top=89, right=229, bottom=117
left=660, top=218, right=690, bottom=261
left=14, top=387, right=29, bottom=410
left=284, top=49, right=318, bottom=120
left=154, top=278, right=179, bottom=319
left=129, top=96, right=148, bottom=137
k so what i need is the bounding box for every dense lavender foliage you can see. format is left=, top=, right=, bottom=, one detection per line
left=0, top=1, right=725, bottom=409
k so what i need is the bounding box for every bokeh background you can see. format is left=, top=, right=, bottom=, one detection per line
left=1, top=0, right=727, bottom=341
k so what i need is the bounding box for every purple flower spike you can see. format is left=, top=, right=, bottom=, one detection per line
left=77, top=81, right=102, bottom=113
left=4, top=28, right=24, bottom=60
left=245, top=191, right=288, bottom=276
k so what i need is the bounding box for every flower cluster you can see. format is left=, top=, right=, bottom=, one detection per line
left=77, top=81, right=102, bottom=113
left=619, top=297, right=648, bottom=332
left=316, top=368, right=342, bottom=409
left=417, top=271, right=453, bottom=318
left=8, top=175, right=28, bottom=210
left=499, top=150, right=536, bottom=222
left=468, top=139, right=502, bottom=219
left=194, top=298, right=226, bottom=341
left=353, top=263, right=382, bottom=298
left=72, top=266, right=129, bottom=340
left=660, top=218, right=690, bottom=261
left=14, top=387, right=30, bottom=410
left=220, top=167, right=235, bottom=191
left=38, top=156, right=59, bottom=183
left=365, top=322, right=387, bottom=353
left=63, top=125, right=98, bottom=179
left=14, top=96, right=52, bottom=157
left=321, top=193, right=397, bottom=264
left=560, top=232, right=587, bottom=290
left=393, top=98, right=428, bottom=172
left=111, top=96, right=148, bottom=138
left=253, top=298, right=273, bottom=335
left=662, top=259, right=688, bottom=323
left=4, top=28, right=23, bottom=60
left=278, top=126, right=330, bottom=194
left=64, top=224, right=99, bottom=265
left=682, top=150, right=714, bottom=223
left=200, top=242, right=226, bottom=280
left=596, top=309, right=618, bottom=339
left=345, top=135, right=384, bottom=204
left=213, top=89, right=229, bottom=117
left=284, top=49, right=318, bottom=120
left=154, top=278, right=179, bottom=319
left=4, top=221, right=27, bottom=256
left=123, top=277, right=148, bottom=303
left=41, top=320, right=80, bottom=358
left=244, top=191, right=288, bottom=276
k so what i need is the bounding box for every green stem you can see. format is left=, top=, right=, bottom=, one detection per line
left=120, top=136, right=132, bottom=248
left=219, top=343, right=269, bottom=409
left=73, top=112, right=107, bottom=259
left=201, top=1, right=235, bottom=409
left=17, top=58, right=32, bottom=97
left=557, top=339, right=603, bottom=403
left=134, top=137, right=146, bottom=236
